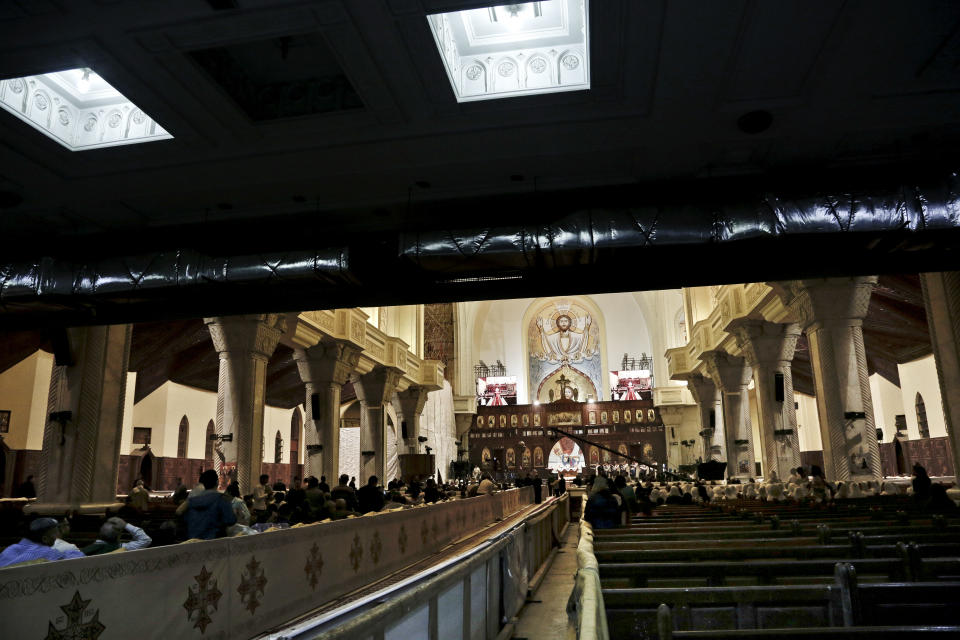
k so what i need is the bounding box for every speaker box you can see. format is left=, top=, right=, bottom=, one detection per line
left=310, top=393, right=320, bottom=419
left=709, top=409, right=716, bottom=428
left=774, top=373, right=784, bottom=402
left=401, top=420, right=408, bottom=439
left=876, top=428, right=883, bottom=441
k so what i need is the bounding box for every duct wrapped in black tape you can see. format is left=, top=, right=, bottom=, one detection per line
left=0, top=248, right=350, bottom=303
left=399, top=172, right=960, bottom=273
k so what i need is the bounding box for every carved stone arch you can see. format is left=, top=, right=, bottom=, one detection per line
left=30, top=88, right=52, bottom=127
left=525, top=54, right=552, bottom=87
left=493, top=56, right=520, bottom=92
left=462, top=59, right=488, bottom=92
left=556, top=48, right=585, bottom=84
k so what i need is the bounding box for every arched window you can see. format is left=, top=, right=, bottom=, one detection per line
left=204, top=419, right=215, bottom=461
left=177, top=415, right=189, bottom=458
left=290, top=407, right=302, bottom=464
left=916, top=393, right=930, bottom=438
left=274, top=430, right=283, bottom=464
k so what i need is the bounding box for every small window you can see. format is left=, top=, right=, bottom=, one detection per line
left=133, top=427, right=151, bottom=445
left=916, top=393, right=930, bottom=439
left=177, top=416, right=189, bottom=458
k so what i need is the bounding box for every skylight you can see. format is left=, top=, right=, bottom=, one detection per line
left=428, top=1, right=590, bottom=102
left=0, top=68, right=171, bottom=151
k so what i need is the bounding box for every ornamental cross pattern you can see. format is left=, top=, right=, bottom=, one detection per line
left=369, top=531, right=383, bottom=565
left=46, top=591, right=105, bottom=640
left=398, top=524, right=408, bottom=554
left=304, top=542, right=324, bottom=590
left=349, top=533, right=363, bottom=572
left=183, top=566, right=223, bottom=634
left=237, top=555, right=268, bottom=615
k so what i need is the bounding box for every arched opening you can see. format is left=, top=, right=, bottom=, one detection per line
left=915, top=393, right=929, bottom=438
left=177, top=415, right=189, bottom=459
left=290, top=407, right=302, bottom=464
left=548, top=437, right=584, bottom=476
left=204, top=419, right=215, bottom=462
left=894, top=438, right=907, bottom=475
left=274, top=430, right=283, bottom=464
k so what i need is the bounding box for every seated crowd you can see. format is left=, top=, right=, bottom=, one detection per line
left=582, top=462, right=957, bottom=530
left=0, top=467, right=530, bottom=569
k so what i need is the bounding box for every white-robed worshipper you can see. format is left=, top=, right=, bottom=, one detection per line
left=791, top=483, right=809, bottom=501
left=835, top=482, right=851, bottom=500
left=724, top=484, right=739, bottom=501
left=743, top=482, right=758, bottom=499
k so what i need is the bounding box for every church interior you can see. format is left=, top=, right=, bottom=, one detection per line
left=1, top=1, right=959, bottom=639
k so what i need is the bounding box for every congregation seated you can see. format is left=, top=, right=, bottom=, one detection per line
left=331, top=474, right=359, bottom=512
left=0, top=517, right=84, bottom=568
left=357, top=475, right=386, bottom=513
left=82, top=516, right=152, bottom=555
left=179, top=469, right=236, bottom=540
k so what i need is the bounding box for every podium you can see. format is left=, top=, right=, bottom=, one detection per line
left=399, top=454, right=435, bottom=483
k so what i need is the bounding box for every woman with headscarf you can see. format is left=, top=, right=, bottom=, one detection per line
left=665, top=486, right=683, bottom=505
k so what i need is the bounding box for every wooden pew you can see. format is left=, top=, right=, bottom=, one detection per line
left=603, top=564, right=960, bottom=638
left=598, top=556, right=960, bottom=587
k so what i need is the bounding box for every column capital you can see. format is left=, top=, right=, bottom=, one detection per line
left=658, top=405, right=685, bottom=427
left=772, top=276, right=877, bottom=330
left=205, top=314, right=287, bottom=360
left=352, top=366, right=403, bottom=406
left=680, top=373, right=717, bottom=407
left=396, top=385, right=430, bottom=417
left=727, top=318, right=801, bottom=368
left=699, top=350, right=751, bottom=394
left=293, top=338, right=362, bottom=386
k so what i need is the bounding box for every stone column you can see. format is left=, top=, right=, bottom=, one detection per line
left=920, top=272, right=960, bottom=477
left=396, top=385, right=431, bottom=452
left=29, top=324, right=132, bottom=514
left=701, top=350, right=754, bottom=479
left=684, top=374, right=724, bottom=462
left=352, top=367, right=402, bottom=482
left=205, top=314, right=285, bottom=493
left=658, top=406, right=685, bottom=472
left=780, top=277, right=881, bottom=481
left=293, top=339, right=362, bottom=481
left=729, top=319, right=802, bottom=481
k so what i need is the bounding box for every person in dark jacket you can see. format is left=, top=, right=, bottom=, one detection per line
left=331, top=474, right=359, bottom=511
left=357, top=476, right=386, bottom=513
left=912, top=463, right=932, bottom=501
left=583, top=478, right=620, bottom=529
left=183, top=470, right=236, bottom=539
left=423, top=478, right=442, bottom=504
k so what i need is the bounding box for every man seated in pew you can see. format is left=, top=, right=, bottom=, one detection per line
left=82, top=517, right=152, bottom=556
left=927, top=484, right=957, bottom=512
left=584, top=477, right=621, bottom=529
left=0, top=517, right=85, bottom=568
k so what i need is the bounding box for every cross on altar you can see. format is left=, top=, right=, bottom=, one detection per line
left=556, top=374, right=570, bottom=397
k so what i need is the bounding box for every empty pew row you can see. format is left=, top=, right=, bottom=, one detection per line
left=604, top=563, right=960, bottom=638
left=578, top=499, right=960, bottom=639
